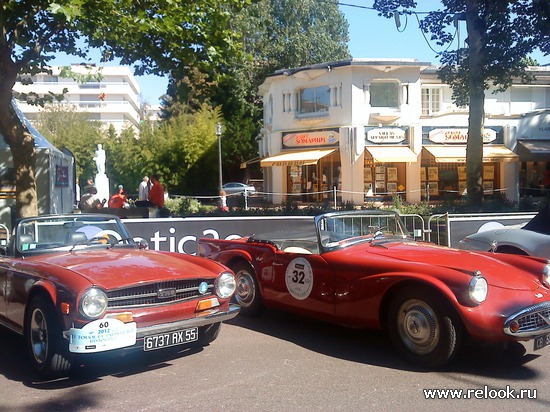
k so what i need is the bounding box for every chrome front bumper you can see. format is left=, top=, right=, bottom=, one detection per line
left=136, top=303, right=240, bottom=338
left=504, top=301, right=550, bottom=338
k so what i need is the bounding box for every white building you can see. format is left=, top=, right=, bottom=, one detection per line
left=13, top=64, right=147, bottom=134
left=257, top=58, right=550, bottom=205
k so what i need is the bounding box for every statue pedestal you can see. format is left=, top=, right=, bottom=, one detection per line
left=95, top=173, right=110, bottom=206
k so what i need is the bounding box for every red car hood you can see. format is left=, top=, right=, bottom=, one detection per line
left=27, top=248, right=222, bottom=289
left=365, top=240, right=541, bottom=290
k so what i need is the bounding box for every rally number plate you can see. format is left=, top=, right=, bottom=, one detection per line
left=143, top=327, right=198, bottom=351
left=533, top=332, right=550, bottom=351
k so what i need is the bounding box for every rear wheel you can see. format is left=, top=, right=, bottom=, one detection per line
left=231, top=261, right=262, bottom=316
left=388, top=286, right=461, bottom=368
left=26, top=296, right=72, bottom=378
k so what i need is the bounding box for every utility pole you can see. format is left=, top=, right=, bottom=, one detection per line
left=216, top=122, right=223, bottom=192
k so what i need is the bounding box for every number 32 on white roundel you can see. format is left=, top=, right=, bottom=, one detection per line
left=285, top=257, right=314, bottom=300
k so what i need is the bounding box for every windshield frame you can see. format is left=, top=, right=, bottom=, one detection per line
left=15, top=214, right=135, bottom=256
left=315, top=210, right=412, bottom=252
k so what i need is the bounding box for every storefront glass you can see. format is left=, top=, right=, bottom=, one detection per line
left=286, top=152, right=341, bottom=202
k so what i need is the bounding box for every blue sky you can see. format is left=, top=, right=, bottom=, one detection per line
left=51, top=1, right=549, bottom=105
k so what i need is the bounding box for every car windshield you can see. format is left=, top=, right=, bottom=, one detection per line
left=16, top=215, right=134, bottom=254
left=316, top=211, right=411, bottom=250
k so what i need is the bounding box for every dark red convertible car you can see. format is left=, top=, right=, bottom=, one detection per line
left=0, top=214, right=239, bottom=378
left=198, top=210, right=550, bottom=367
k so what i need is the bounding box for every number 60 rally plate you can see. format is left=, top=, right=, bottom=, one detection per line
left=143, top=327, right=198, bottom=351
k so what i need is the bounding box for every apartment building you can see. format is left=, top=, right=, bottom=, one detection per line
left=257, top=58, right=550, bottom=205
left=13, top=64, right=144, bottom=134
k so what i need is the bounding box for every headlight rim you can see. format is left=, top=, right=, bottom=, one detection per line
left=215, top=272, right=236, bottom=299
left=79, top=287, right=108, bottom=319
left=468, top=272, right=488, bottom=305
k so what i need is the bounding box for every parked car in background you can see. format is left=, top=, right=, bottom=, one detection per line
left=0, top=214, right=239, bottom=378
left=199, top=210, right=550, bottom=368
left=222, top=182, right=256, bottom=195
left=459, top=204, right=550, bottom=257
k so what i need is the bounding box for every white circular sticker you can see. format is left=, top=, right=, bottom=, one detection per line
left=285, top=257, right=314, bottom=300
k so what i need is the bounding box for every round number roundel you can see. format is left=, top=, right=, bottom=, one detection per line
left=285, top=257, right=314, bottom=300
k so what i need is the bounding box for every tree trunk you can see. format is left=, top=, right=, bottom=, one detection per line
left=0, top=61, right=38, bottom=219
left=465, top=0, right=485, bottom=209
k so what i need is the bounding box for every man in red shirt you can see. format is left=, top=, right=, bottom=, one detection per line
left=149, top=174, right=165, bottom=208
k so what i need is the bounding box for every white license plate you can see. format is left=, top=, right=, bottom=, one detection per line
left=533, top=332, right=550, bottom=351
left=143, top=327, right=198, bottom=351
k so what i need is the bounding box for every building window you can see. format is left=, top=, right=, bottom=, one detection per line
left=370, top=81, right=399, bottom=108
left=299, top=86, right=330, bottom=114
left=264, top=94, right=273, bottom=124
left=421, top=88, right=441, bottom=115
left=45, top=75, right=58, bottom=83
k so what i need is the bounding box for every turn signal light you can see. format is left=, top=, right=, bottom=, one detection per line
left=196, top=298, right=220, bottom=312
left=105, top=312, right=134, bottom=323
left=509, top=321, right=520, bottom=333
left=61, top=302, right=70, bottom=315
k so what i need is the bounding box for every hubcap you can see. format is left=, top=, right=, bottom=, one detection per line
left=30, top=308, right=48, bottom=364
left=235, top=270, right=255, bottom=308
left=397, top=299, right=439, bottom=355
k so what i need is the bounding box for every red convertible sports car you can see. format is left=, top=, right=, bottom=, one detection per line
left=198, top=210, right=550, bottom=368
left=0, top=214, right=239, bottom=378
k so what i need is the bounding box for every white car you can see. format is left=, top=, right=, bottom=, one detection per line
left=458, top=205, right=550, bottom=258
left=222, top=182, right=256, bottom=195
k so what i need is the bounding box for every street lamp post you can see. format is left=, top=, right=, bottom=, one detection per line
left=216, top=122, right=223, bottom=192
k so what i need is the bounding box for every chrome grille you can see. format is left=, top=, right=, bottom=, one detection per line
left=106, top=279, right=214, bottom=308
left=516, top=308, right=550, bottom=332
left=504, top=301, right=550, bottom=337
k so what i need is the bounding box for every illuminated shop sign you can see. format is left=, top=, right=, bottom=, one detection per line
left=366, top=128, right=406, bottom=144
left=283, top=130, right=339, bottom=147
left=428, top=128, right=496, bottom=144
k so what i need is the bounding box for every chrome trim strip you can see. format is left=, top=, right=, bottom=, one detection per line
left=135, top=304, right=240, bottom=338
left=503, top=301, right=550, bottom=338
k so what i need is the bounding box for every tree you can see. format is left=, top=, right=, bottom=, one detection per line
left=373, top=0, right=549, bottom=208
left=164, top=0, right=351, bottom=183
left=0, top=0, right=249, bottom=218
left=153, top=105, right=222, bottom=195
left=35, top=104, right=104, bottom=185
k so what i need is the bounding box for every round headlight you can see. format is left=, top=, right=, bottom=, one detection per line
left=542, top=262, right=550, bottom=288
left=469, top=274, right=488, bottom=304
left=216, top=272, right=236, bottom=299
left=80, top=288, right=108, bottom=319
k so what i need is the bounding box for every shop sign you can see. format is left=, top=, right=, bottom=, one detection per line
left=366, top=128, right=406, bottom=144
left=283, top=130, right=339, bottom=147
left=429, top=128, right=496, bottom=144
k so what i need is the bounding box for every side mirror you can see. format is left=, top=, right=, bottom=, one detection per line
left=134, top=238, right=149, bottom=250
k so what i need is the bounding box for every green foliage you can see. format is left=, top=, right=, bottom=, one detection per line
left=164, top=196, right=214, bottom=216
left=1, top=0, right=251, bottom=217
left=163, top=0, right=351, bottom=184
left=35, top=104, right=104, bottom=185
left=153, top=105, right=222, bottom=195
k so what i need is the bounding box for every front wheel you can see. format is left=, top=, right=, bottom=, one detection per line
left=388, top=286, right=461, bottom=368
left=26, top=296, right=72, bottom=378
left=231, top=261, right=262, bottom=316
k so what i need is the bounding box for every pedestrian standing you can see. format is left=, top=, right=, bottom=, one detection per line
left=219, top=190, right=228, bottom=212
left=149, top=174, right=165, bottom=208
left=138, top=176, right=150, bottom=200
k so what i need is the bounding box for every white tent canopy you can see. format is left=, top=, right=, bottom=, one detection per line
left=1, top=101, right=75, bottom=227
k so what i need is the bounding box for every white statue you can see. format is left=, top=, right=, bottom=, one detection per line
left=93, top=144, right=106, bottom=174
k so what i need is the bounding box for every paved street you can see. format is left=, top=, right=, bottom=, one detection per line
left=1, top=308, right=549, bottom=411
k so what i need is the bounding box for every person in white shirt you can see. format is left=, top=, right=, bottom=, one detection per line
left=138, top=176, right=150, bottom=200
